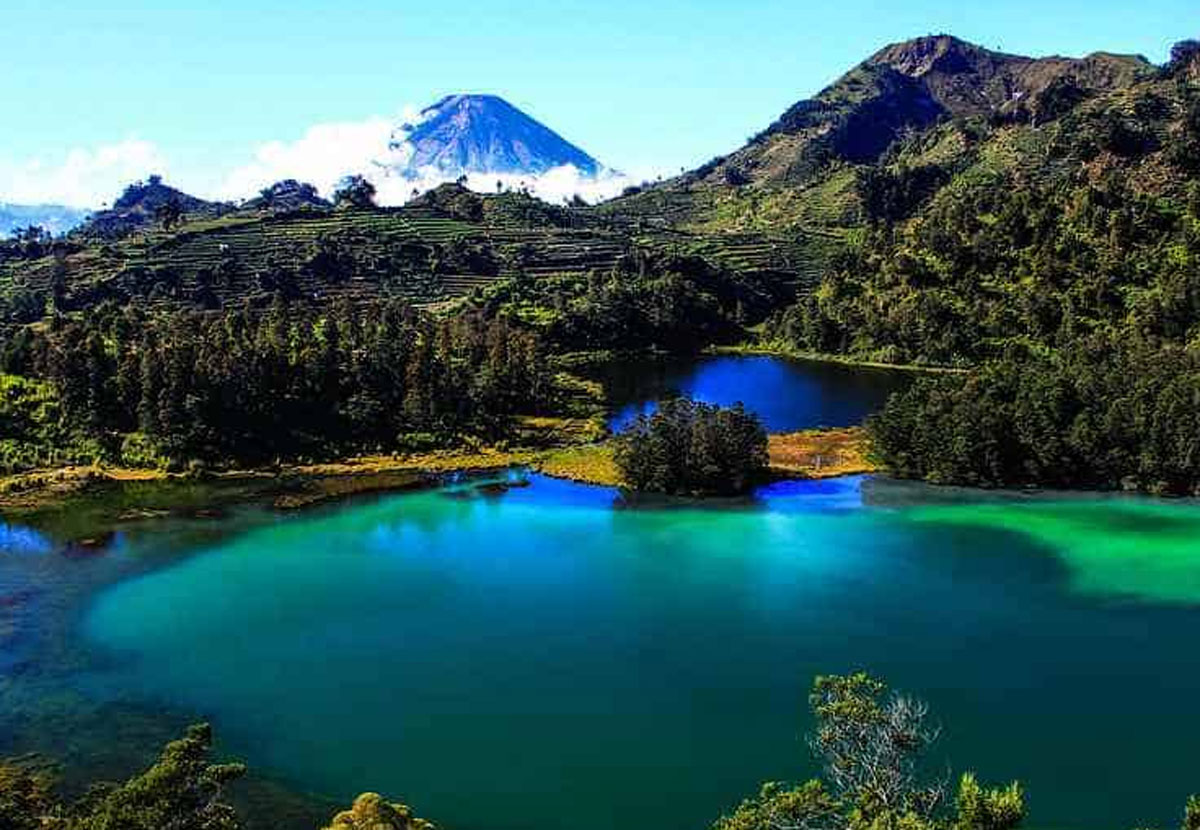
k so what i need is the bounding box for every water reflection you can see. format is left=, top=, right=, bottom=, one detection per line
left=0, top=523, right=53, bottom=555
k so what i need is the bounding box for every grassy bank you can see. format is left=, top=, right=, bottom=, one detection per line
left=534, top=444, right=625, bottom=487
left=707, top=342, right=967, bottom=374
left=0, top=448, right=554, bottom=514
left=767, top=427, right=876, bottom=479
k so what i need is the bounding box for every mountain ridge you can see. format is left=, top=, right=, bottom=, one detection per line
left=605, top=33, right=1166, bottom=230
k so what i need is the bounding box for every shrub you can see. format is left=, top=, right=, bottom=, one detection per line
left=0, top=725, right=244, bottom=830
left=713, top=673, right=1025, bottom=830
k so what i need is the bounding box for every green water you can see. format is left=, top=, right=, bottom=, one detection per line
left=3, top=475, right=1192, bottom=830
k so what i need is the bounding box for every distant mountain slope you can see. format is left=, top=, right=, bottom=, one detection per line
left=605, top=34, right=1162, bottom=231
left=749, top=36, right=1200, bottom=363
left=0, top=202, right=88, bottom=235
left=3, top=34, right=1195, bottom=359
left=385, top=94, right=603, bottom=179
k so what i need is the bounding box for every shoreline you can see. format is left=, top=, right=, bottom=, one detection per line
left=0, top=428, right=879, bottom=517
left=706, top=343, right=969, bottom=374
left=0, top=449, right=545, bottom=516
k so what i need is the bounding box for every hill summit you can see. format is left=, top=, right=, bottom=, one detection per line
left=83, top=175, right=231, bottom=238
left=385, top=94, right=603, bottom=180
left=607, top=33, right=1162, bottom=229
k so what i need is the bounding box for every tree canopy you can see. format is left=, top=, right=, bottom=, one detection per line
left=613, top=398, right=768, bottom=495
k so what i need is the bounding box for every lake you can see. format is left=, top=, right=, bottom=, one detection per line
left=593, top=353, right=913, bottom=432
left=2, top=356, right=1199, bottom=830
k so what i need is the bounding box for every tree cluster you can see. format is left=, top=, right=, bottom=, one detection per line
left=767, top=171, right=1200, bottom=368
left=715, top=673, right=1200, bottom=830
left=480, top=251, right=778, bottom=353
left=0, top=226, right=57, bottom=261
left=613, top=398, right=768, bottom=495
left=867, top=339, right=1200, bottom=495
left=1, top=298, right=552, bottom=469
left=332, top=176, right=378, bottom=210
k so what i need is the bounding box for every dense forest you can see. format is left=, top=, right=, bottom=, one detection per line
left=0, top=299, right=551, bottom=472
left=867, top=338, right=1200, bottom=494
left=476, top=251, right=779, bottom=353
left=764, top=170, right=1200, bottom=367
left=758, top=41, right=1200, bottom=491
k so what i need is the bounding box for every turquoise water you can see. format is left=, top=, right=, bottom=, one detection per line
left=58, top=475, right=1200, bottom=830
left=4, top=356, right=1200, bottom=829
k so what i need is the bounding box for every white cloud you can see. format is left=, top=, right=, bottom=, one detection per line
left=220, top=109, right=659, bottom=207
left=218, top=110, right=422, bottom=202
left=373, top=164, right=647, bottom=207
left=0, top=139, right=169, bottom=209
left=0, top=114, right=662, bottom=211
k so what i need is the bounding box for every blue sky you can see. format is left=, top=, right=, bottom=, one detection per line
left=1, top=0, right=1193, bottom=206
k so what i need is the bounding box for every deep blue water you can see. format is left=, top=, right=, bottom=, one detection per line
left=597, top=354, right=912, bottom=432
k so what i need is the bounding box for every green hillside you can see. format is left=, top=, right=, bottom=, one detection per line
left=0, top=187, right=825, bottom=324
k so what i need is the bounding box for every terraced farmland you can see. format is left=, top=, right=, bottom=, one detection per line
left=1, top=199, right=840, bottom=318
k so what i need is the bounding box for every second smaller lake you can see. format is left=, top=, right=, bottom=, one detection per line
left=596, top=354, right=914, bottom=433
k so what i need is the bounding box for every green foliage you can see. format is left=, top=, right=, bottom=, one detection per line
left=2, top=298, right=553, bottom=470
left=0, top=373, right=102, bottom=474
left=118, top=432, right=172, bottom=471
left=0, top=762, right=55, bottom=830
left=0, top=725, right=243, bottom=830
left=321, top=793, right=434, bottom=830
left=767, top=172, right=1200, bottom=367
left=613, top=398, right=768, bottom=495
left=809, top=673, right=943, bottom=818
left=64, top=724, right=244, bottom=830
left=954, top=775, right=1025, bottom=830
left=857, top=164, right=951, bottom=223
left=1185, top=795, right=1200, bottom=830
left=713, top=674, right=1024, bottom=830
left=479, top=250, right=777, bottom=353
left=713, top=780, right=840, bottom=830
left=867, top=339, right=1200, bottom=494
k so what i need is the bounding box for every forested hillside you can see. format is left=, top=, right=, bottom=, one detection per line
left=609, top=35, right=1200, bottom=493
